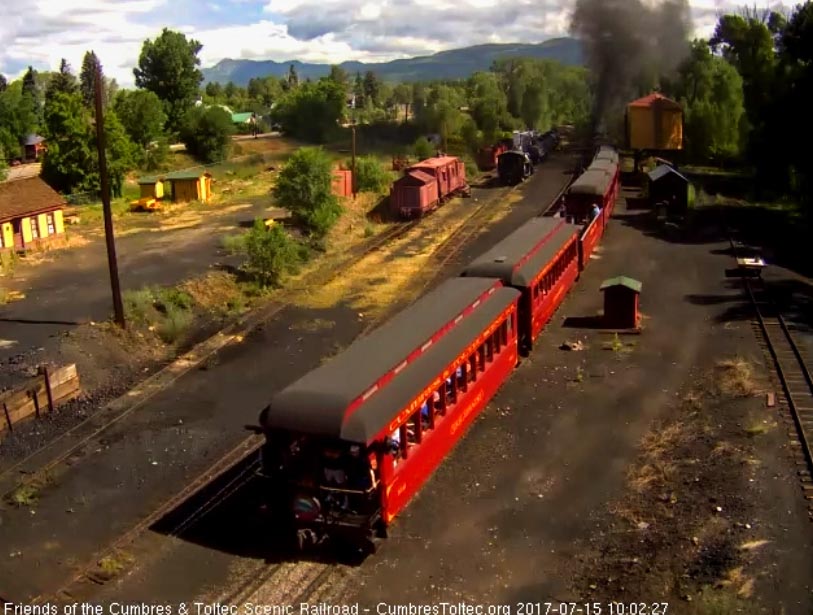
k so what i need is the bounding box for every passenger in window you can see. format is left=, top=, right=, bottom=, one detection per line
left=346, top=445, right=372, bottom=491
left=389, top=429, right=401, bottom=457
left=432, top=390, right=442, bottom=411
left=322, top=449, right=347, bottom=485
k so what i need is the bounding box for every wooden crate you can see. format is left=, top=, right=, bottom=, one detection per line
left=0, top=364, right=81, bottom=436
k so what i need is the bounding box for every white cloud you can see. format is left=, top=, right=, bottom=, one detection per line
left=0, top=0, right=802, bottom=88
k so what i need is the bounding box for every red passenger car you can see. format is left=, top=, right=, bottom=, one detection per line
left=461, top=218, right=580, bottom=353
left=255, top=277, right=520, bottom=551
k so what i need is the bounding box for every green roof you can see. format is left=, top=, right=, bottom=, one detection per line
left=232, top=112, right=254, bottom=123
left=600, top=276, right=642, bottom=293
left=137, top=175, right=163, bottom=185
left=164, top=170, right=210, bottom=181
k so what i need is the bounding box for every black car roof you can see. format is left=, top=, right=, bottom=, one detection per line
left=461, top=217, right=580, bottom=287
left=262, top=277, right=510, bottom=441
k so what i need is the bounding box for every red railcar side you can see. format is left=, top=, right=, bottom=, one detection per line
left=526, top=236, right=580, bottom=340
left=461, top=218, right=581, bottom=353
left=377, top=303, right=518, bottom=521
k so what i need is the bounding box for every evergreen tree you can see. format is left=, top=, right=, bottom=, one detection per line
left=22, top=67, right=37, bottom=98
left=47, top=59, right=78, bottom=97
left=80, top=51, right=102, bottom=108
left=287, top=64, right=299, bottom=88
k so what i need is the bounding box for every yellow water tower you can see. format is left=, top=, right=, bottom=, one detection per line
left=626, top=93, right=683, bottom=151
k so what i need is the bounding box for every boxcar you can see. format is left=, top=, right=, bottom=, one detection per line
left=389, top=170, right=440, bottom=218
left=255, top=277, right=520, bottom=551
left=497, top=150, right=533, bottom=185
left=461, top=217, right=581, bottom=354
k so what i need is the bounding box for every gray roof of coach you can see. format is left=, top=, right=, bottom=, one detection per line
left=337, top=287, right=520, bottom=442
left=568, top=169, right=610, bottom=195
left=263, top=277, right=501, bottom=434
left=594, top=151, right=618, bottom=163
left=264, top=286, right=520, bottom=442
left=588, top=159, right=617, bottom=172
left=462, top=218, right=580, bottom=287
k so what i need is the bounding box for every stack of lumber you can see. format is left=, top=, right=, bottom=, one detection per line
left=0, top=364, right=81, bottom=437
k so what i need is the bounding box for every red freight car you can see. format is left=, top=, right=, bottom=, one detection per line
left=475, top=141, right=510, bottom=172
left=255, top=277, right=520, bottom=551
left=411, top=156, right=469, bottom=199
left=461, top=217, right=580, bottom=353
left=391, top=155, right=470, bottom=218
left=389, top=170, right=440, bottom=218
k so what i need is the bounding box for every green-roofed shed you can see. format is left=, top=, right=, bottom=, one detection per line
left=232, top=112, right=255, bottom=124
left=136, top=175, right=165, bottom=199
left=164, top=170, right=213, bottom=203
left=600, top=276, right=642, bottom=329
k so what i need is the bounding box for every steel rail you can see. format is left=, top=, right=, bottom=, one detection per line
left=744, top=277, right=813, bottom=477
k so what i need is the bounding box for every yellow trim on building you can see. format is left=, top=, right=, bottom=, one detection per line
left=54, top=210, right=64, bottom=234
left=37, top=213, right=48, bottom=237
left=1, top=222, right=12, bottom=248
left=22, top=217, right=33, bottom=242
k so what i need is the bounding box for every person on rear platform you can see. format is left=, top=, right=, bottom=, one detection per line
left=591, top=203, right=601, bottom=220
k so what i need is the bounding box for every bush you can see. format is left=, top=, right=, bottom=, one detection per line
left=179, top=106, right=235, bottom=163
left=123, top=286, right=195, bottom=344
left=273, top=147, right=342, bottom=237
left=243, top=219, right=306, bottom=287
left=156, top=304, right=193, bottom=343
left=352, top=155, right=390, bottom=193
left=413, top=136, right=433, bottom=160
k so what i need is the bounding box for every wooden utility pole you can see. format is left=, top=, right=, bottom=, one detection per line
left=351, top=118, right=357, bottom=200
left=442, top=121, right=447, bottom=154
left=93, top=63, right=125, bottom=328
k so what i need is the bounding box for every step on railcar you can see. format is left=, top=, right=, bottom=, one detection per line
left=461, top=218, right=581, bottom=354
left=254, top=278, right=520, bottom=552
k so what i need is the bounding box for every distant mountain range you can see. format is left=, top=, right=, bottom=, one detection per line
left=202, top=37, right=583, bottom=85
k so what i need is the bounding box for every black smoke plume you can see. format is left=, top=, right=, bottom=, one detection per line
left=570, top=0, right=692, bottom=132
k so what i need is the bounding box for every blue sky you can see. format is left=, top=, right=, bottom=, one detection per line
left=0, top=0, right=797, bottom=87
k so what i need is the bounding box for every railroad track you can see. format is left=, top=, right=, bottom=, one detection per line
left=425, top=166, right=574, bottom=279
left=37, top=436, right=263, bottom=602
left=743, top=275, right=813, bottom=518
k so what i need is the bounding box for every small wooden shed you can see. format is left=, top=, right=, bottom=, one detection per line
left=137, top=176, right=165, bottom=199
left=164, top=170, right=213, bottom=203
left=647, top=164, right=689, bottom=215
left=600, top=276, right=642, bottom=330
left=331, top=168, right=353, bottom=198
